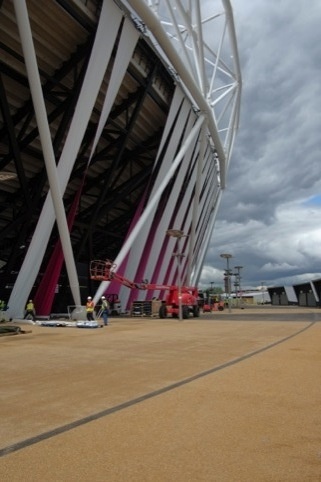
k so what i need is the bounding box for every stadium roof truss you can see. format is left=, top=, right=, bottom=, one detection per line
left=0, top=0, right=241, bottom=317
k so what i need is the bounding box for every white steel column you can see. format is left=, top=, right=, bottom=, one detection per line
left=89, top=18, right=139, bottom=159
left=93, top=114, right=206, bottom=303
left=126, top=0, right=226, bottom=180
left=186, top=122, right=207, bottom=281
left=12, top=0, right=81, bottom=306
left=192, top=190, right=223, bottom=286
left=8, top=0, right=121, bottom=318
left=110, top=92, right=191, bottom=307
left=139, top=108, right=198, bottom=297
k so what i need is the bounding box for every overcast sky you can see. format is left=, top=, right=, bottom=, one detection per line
left=200, top=0, right=321, bottom=291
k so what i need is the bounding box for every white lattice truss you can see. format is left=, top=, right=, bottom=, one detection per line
left=8, top=0, right=241, bottom=316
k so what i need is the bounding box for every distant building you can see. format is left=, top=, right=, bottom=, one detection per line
left=222, top=290, right=271, bottom=305
left=268, top=279, right=321, bottom=307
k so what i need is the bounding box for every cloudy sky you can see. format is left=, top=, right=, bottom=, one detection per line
left=199, top=0, right=321, bottom=291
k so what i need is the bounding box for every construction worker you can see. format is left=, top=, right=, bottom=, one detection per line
left=101, top=296, right=110, bottom=326
left=86, top=296, right=95, bottom=321
left=0, top=300, right=6, bottom=322
left=24, top=299, right=36, bottom=321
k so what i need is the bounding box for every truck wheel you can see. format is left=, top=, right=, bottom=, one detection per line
left=182, top=306, right=189, bottom=319
left=193, top=305, right=200, bottom=317
left=159, top=305, right=167, bottom=319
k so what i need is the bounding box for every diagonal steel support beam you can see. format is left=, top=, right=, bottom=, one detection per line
left=12, top=0, right=81, bottom=307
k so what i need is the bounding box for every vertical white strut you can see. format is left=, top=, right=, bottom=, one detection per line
left=12, top=0, right=81, bottom=307
left=93, top=114, right=206, bottom=303
left=186, top=122, right=207, bottom=281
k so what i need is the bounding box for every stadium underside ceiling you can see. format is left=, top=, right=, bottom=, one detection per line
left=0, top=0, right=176, bottom=308
left=0, top=0, right=241, bottom=316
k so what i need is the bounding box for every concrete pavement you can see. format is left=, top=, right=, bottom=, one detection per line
left=1, top=306, right=321, bottom=481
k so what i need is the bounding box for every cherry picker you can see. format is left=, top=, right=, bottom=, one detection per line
left=90, top=259, right=201, bottom=319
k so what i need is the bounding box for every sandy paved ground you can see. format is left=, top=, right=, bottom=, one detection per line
left=1, top=306, right=321, bottom=481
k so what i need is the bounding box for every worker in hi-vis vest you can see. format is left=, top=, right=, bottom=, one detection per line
left=24, top=299, right=36, bottom=321
left=86, top=296, right=95, bottom=321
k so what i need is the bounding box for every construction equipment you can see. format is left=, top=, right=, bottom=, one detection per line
left=202, top=301, right=224, bottom=312
left=198, top=290, right=224, bottom=312
left=90, top=259, right=201, bottom=319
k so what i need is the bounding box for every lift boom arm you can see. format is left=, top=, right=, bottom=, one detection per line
left=90, top=259, right=197, bottom=293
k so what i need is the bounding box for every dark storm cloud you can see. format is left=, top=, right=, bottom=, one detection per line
left=200, top=0, right=321, bottom=290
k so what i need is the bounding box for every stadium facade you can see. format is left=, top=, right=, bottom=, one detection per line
left=0, top=0, right=241, bottom=317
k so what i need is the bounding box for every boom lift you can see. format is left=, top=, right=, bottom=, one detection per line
left=90, top=260, right=201, bottom=319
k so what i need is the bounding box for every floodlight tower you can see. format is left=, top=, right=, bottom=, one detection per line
left=220, top=253, right=233, bottom=312
left=234, top=265, right=243, bottom=306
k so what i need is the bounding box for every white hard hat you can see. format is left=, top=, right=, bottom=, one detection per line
left=101, top=296, right=105, bottom=299
left=87, top=296, right=92, bottom=300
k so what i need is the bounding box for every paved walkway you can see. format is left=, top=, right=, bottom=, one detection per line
left=1, top=306, right=321, bottom=481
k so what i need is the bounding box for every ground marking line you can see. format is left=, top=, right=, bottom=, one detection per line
left=0, top=321, right=315, bottom=458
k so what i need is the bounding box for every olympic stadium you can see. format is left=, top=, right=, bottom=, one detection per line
left=0, top=0, right=241, bottom=318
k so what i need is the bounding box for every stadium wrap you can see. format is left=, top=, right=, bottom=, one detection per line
left=0, top=0, right=241, bottom=317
